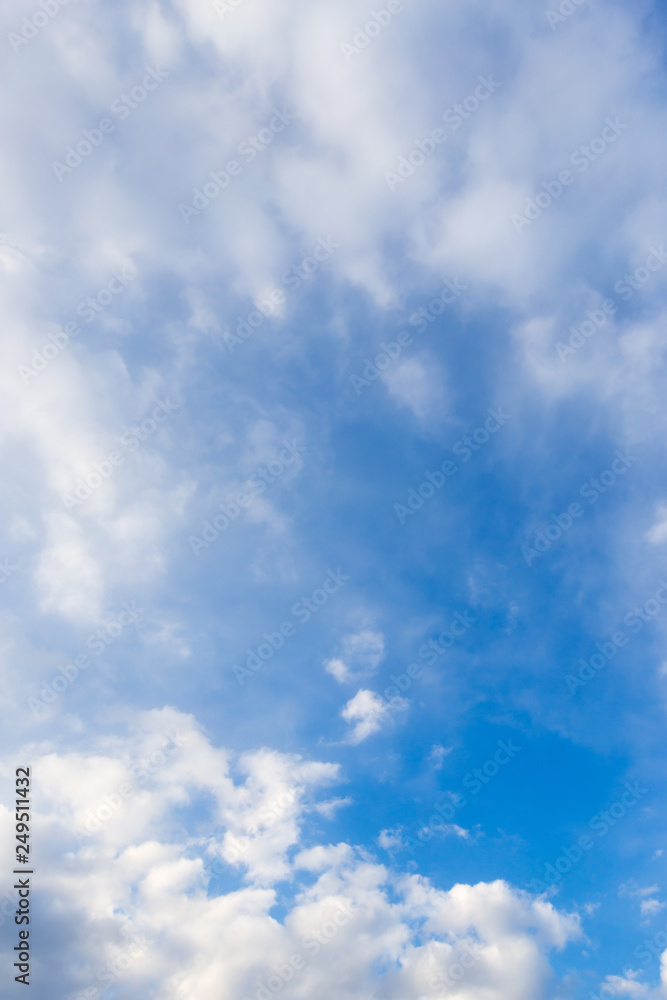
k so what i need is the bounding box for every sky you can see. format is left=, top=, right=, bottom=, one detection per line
left=1, top=0, right=667, bottom=997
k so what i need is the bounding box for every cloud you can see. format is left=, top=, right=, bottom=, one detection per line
left=619, top=881, right=666, bottom=923
left=381, top=355, right=449, bottom=422
left=377, top=828, right=403, bottom=851
left=340, top=688, right=407, bottom=744
left=641, top=899, right=667, bottom=919
left=647, top=506, right=667, bottom=545
left=428, top=744, right=454, bottom=769
left=3, top=0, right=667, bottom=995
left=1, top=709, right=585, bottom=1000
left=324, top=629, right=385, bottom=684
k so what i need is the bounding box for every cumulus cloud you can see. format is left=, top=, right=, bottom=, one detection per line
left=0, top=709, right=585, bottom=1000
left=3, top=0, right=667, bottom=995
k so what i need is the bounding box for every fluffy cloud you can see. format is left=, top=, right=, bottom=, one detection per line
left=340, top=688, right=406, bottom=744
left=2, top=0, right=667, bottom=634
left=3, top=0, right=667, bottom=996
left=0, top=708, right=584, bottom=1000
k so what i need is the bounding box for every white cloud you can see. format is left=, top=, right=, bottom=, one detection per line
left=325, top=657, right=350, bottom=683
left=0, top=709, right=586, bottom=1000
left=641, top=898, right=666, bottom=919
left=378, top=828, right=403, bottom=851
left=340, top=688, right=406, bottom=744
left=647, top=505, right=667, bottom=545
left=0, top=0, right=666, bottom=640
left=429, top=744, right=454, bottom=769
left=325, top=628, right=385, bottom=684
left=381, top=354, right=449, bottom=422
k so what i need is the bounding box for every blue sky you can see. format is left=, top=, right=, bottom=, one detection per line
left=2, top=0, right=667, bottom=998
